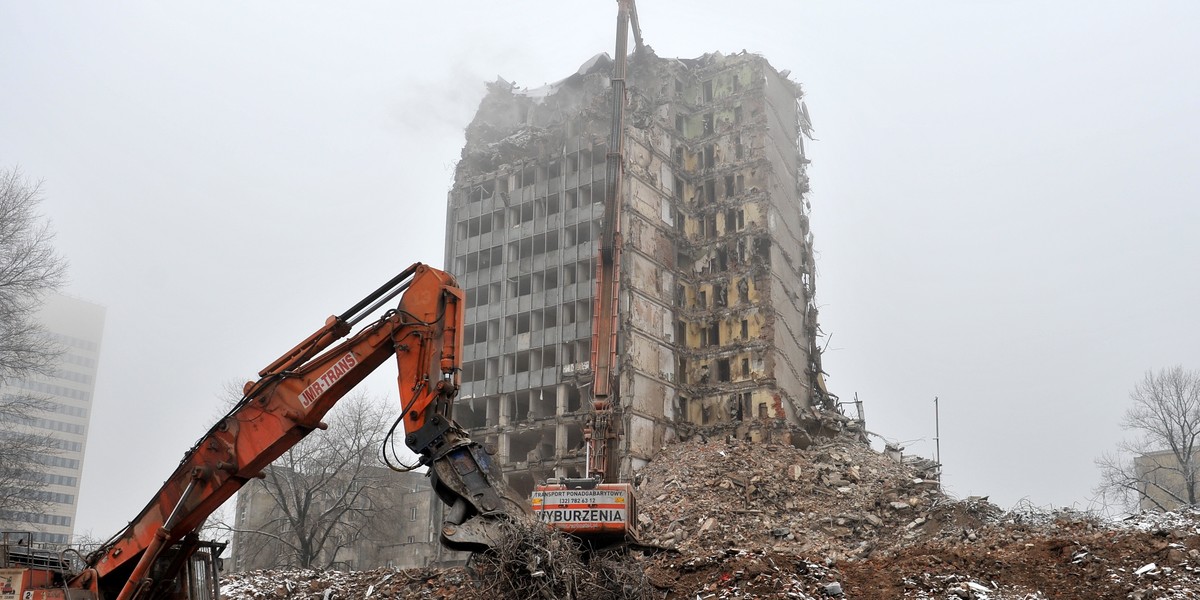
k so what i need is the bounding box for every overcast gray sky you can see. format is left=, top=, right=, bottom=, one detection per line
left=2, top=1, right=1198, bottom=539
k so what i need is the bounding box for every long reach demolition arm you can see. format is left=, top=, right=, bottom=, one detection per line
left=71, top=263, right=527, bottom=600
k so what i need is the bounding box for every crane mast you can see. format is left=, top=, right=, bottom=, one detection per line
left=587, top=0, right=641, bottom=484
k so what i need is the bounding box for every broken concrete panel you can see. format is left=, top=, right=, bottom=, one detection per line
left=626, top=412, right=658, bottom=461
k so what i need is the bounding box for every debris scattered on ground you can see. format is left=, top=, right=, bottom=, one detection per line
left=468, top=517, right=650, bottom=600
left=221, top=437, right=1200, bottom=599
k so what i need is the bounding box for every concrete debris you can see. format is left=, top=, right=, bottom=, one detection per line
left=220, top=567, right=475, bottom=599
left=221, top=438, right=1200, bottom=599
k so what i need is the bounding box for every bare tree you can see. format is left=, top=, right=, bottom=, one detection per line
left=0, top=167, right=67, bottom=382
left=217, top=393, right=398, bottom=569
left=0, top=395, right=63, bottom=515
left=1096, top=366, right=1200, bottom=513
left=0, top=167, right=68, bottom=519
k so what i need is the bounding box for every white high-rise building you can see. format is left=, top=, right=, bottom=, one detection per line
left=0, top=293, right=105, bottom=545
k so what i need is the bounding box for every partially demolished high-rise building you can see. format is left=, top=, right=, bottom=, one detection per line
left=445, top=50, right=841, bottom=497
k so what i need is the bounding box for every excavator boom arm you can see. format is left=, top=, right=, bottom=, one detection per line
left=76, top=264, right=525, bottom=600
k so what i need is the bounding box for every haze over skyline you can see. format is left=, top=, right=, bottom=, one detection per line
left=1, top=1, right=1197, bottom=539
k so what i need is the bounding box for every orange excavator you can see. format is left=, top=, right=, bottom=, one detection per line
left=1, top=263, right=528, bottom=600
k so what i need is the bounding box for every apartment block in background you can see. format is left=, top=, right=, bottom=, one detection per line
left=445, top=50, right=846, bottom=498
left=0, top=293, right=105, bottom=545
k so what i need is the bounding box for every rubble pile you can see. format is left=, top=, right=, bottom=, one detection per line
left=635, top=438, right=960, bottom=561
left=220, top=567, right=475, bottom=599
left=632, top=438, right=1200, bottom=599
left=837, top=507, right=1200, bottom=599
left=221, top=438, right=1200, bottom=599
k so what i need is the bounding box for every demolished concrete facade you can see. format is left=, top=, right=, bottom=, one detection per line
left=445, top=50, right=841, bottom=498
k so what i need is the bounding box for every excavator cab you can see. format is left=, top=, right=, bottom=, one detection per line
left=1, top=531, right=72, bottom=599
left=531, top=478, right=636, bottom=544
left=1, top=532, right=220, bottom=600
left=529, top=395, right=637, bottom=544
left=143, top=539, right=225, bottom=600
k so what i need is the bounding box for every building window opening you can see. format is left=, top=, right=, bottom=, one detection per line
left=717, top=358, right=731, bottom=382
left=755, top=237, right=771, bottom=262
left=515, top=202, right=535, bottom=224
left=593, top=144, right=607, bottom=166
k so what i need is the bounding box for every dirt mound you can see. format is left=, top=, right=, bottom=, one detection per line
left=220, top=438, right=1200, bottom=599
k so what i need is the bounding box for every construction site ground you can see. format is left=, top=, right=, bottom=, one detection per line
left=220, top=438, right=1200, bottom=599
